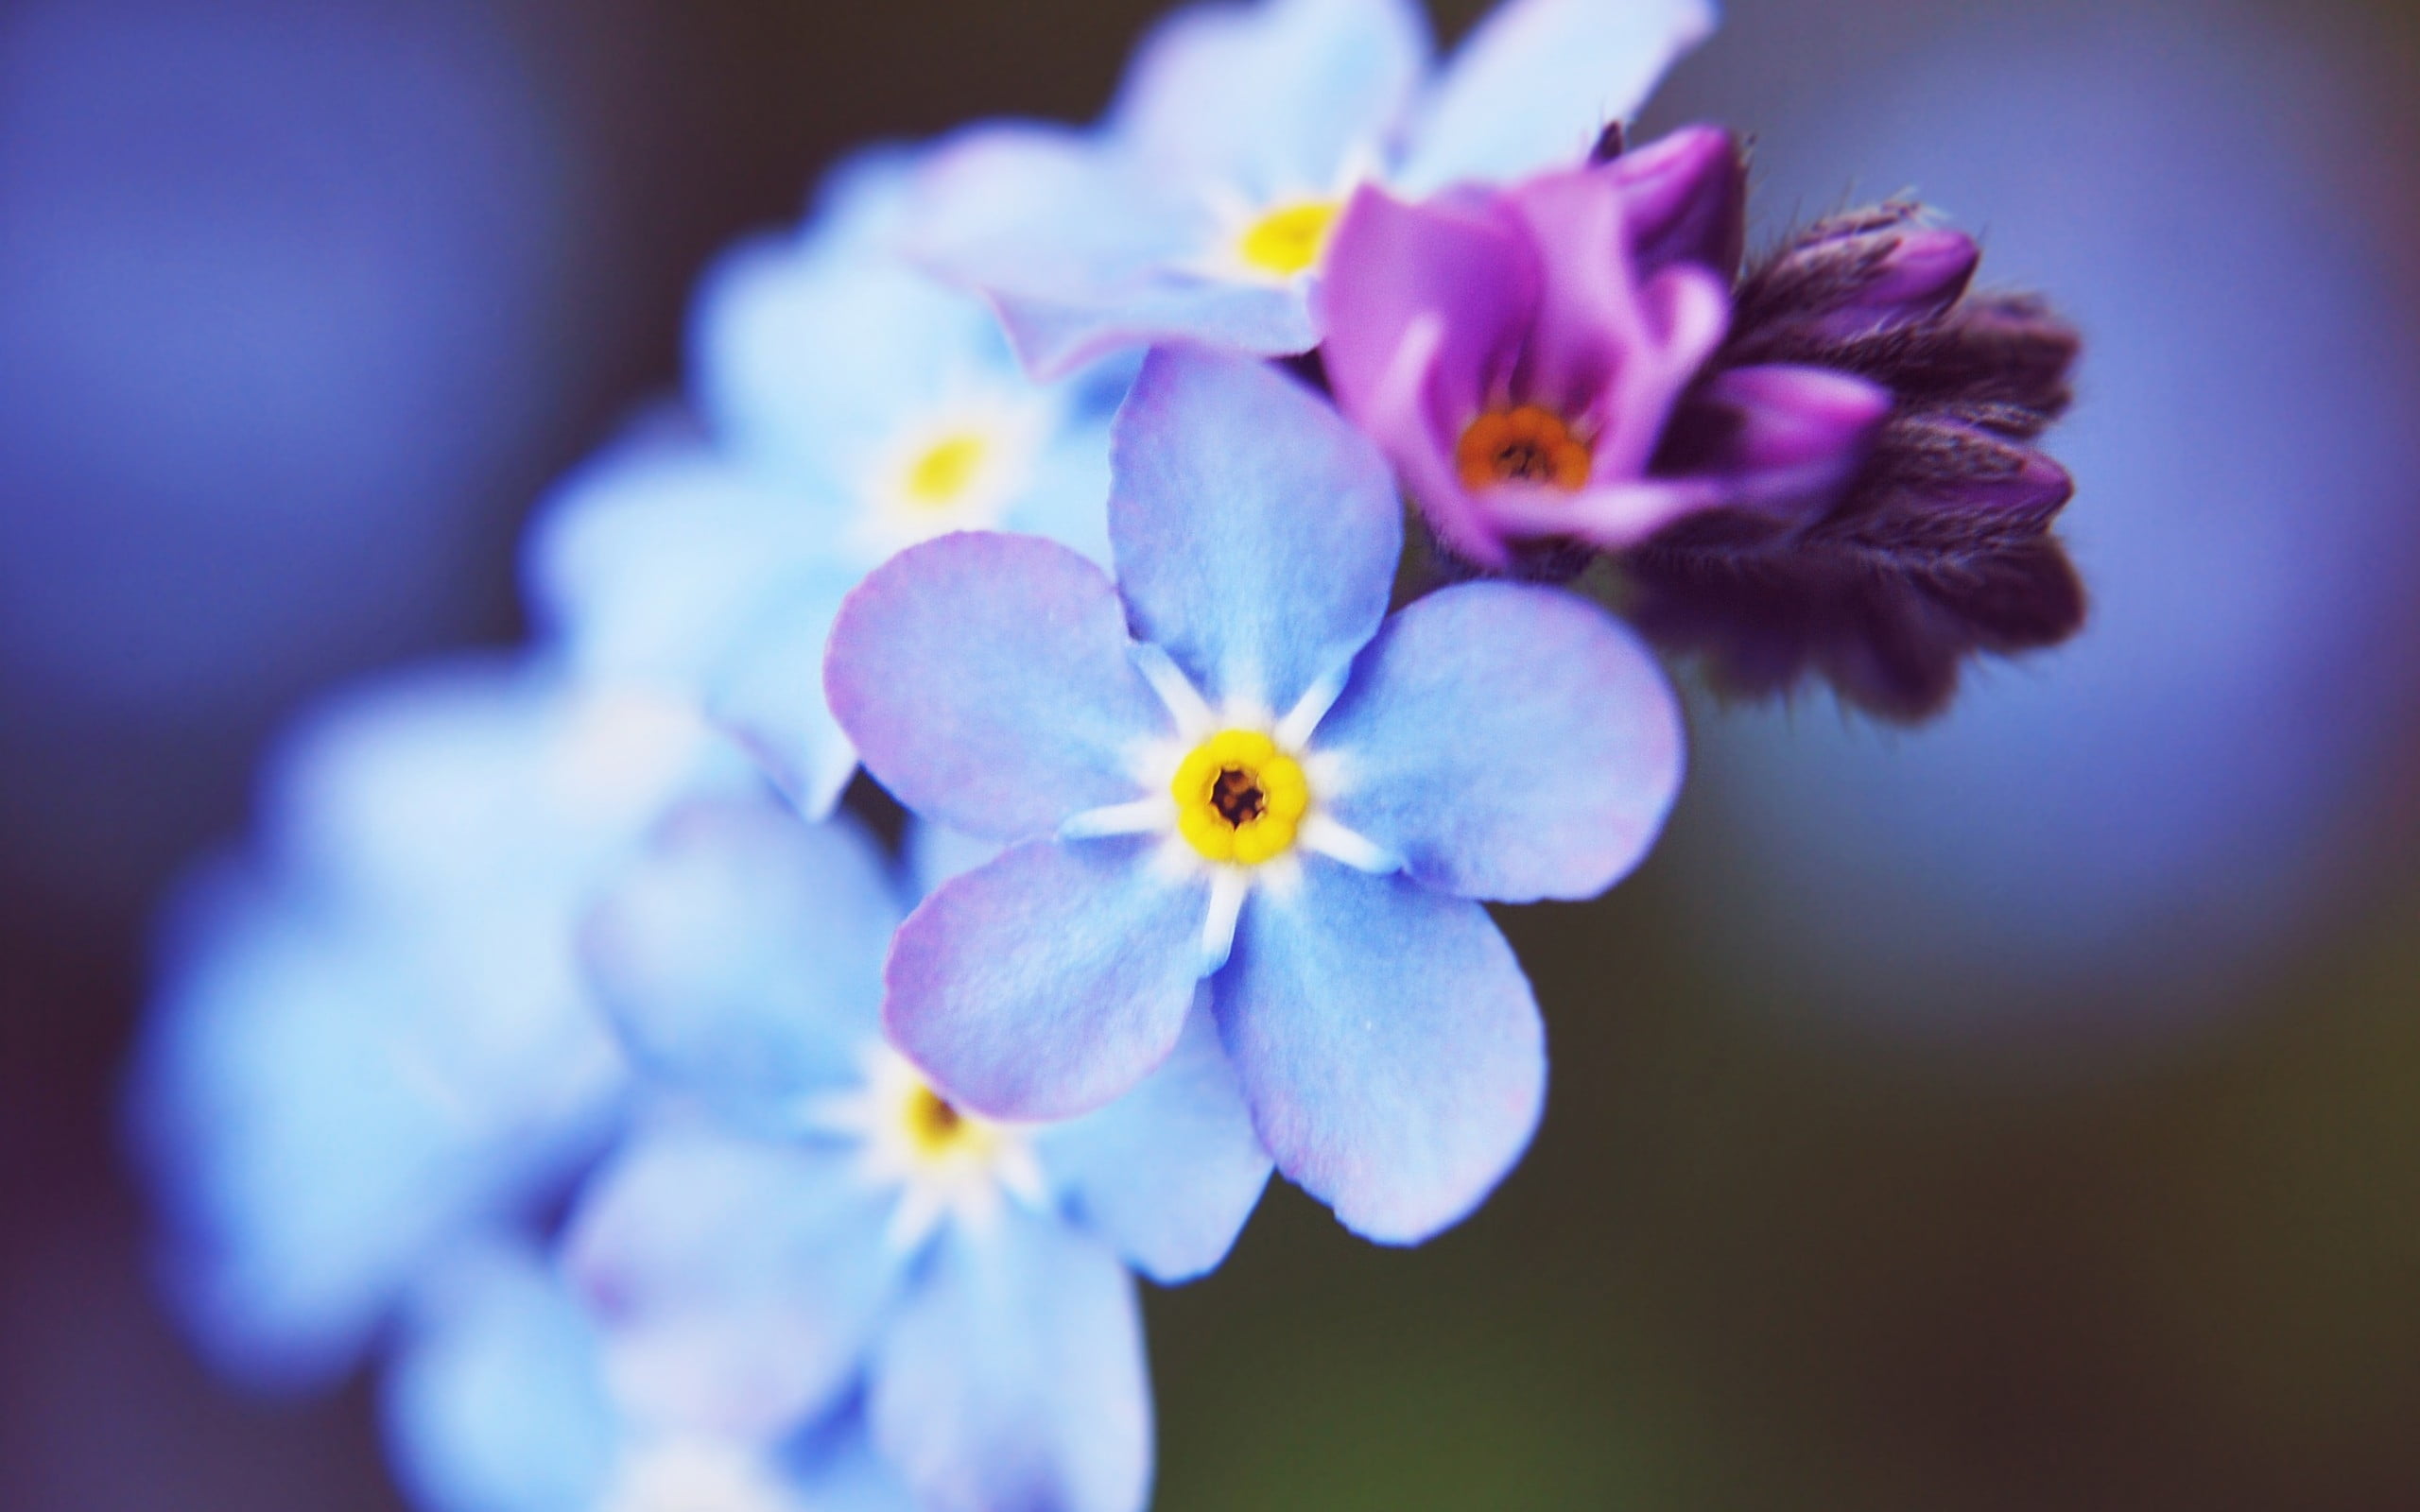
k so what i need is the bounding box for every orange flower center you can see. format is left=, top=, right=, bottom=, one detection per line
left=1455, top=405, right=1592, bottom=491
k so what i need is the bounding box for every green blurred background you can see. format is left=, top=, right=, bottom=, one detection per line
left=5, top=0, right=2418, bottom=1506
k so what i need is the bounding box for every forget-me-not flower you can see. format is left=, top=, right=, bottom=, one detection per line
left=563, top=797, right=1270, bottom=1512
left=821, top=348, right=1685, bottom=1243
left=130, top=656, right=742, bottom=1386
left=527, top=148, right=1129, bottom=816
left=388, top=1244, right=915, bottom=1512
left=902, top=0, right=1718, bottom=376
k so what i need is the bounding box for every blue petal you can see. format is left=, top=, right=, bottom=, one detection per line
left=129, top=863, right=622, bottom=1388
left=1001, top=408, right=1120, bottom=567
left=563, top=1125, right=905, bottom=1439
left=1112, top=0, right=1432, bottom=198
left=1398, top=0, right=1719, bottom=195
left=694, top=237, right=1017, bottom=497
left=994, top=281, right=1319, bottom=381
left=581, top=799, right=904, bottom=1121
left=904, top=123, right=1318, bottom=374
left=703, top=558, right=872, bottom=818
left=902, top=820, right=1004, bottom=902
left=1316, top=581, right=1685, bottom=902
left=784, top=1407, right=925, bottom=1512
left=384, top=1247, right=619, bottom=1512
left=825, top=533, right=1169, bottom=842
left=1215, top=859, right=1545, bottom=1244
left=1110, top=348, right=1399, bottom=714
left=867, top=1213, right=1150, bottom=1512
left=1040, top=991, right=1272, bottom=1282
left=523, top=431, right=835, bottom=694
left=884, top=838, right=1205, bottom=1122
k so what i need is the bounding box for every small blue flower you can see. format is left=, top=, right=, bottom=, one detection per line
left=820, top=348, right=1685, bottom=1244
left=129, top=657, right=741, bottom=1386
left=562, top=797, right=1271, bottom=1512
left=902, top=0, right=1719, bottom=375
left=527, top=147, right=1132, bottom=818
left=387, top=1244, right=915, bottom=1512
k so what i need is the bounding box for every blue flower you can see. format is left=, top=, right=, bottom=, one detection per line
left=527, top=148, right=1132, bottom=817
left=562, top=797, right=1271, bottom=1512
left=821, top=349, right=1685, bottom=1244
left=902, top=0, right=1719, bottom=375
left=387, top=1244, right=916, bottom=1512
left=129, top=656, right=742, bottom=1386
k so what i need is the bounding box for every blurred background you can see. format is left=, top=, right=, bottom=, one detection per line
left=5, top=0, right=2417, bottom=1505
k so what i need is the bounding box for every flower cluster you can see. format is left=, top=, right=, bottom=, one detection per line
left=130, top=2, right=2083, bottom=1509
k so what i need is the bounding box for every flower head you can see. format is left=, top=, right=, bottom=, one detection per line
left=902, top=0, right=1719, bottom=375
left=563, top=797, right=1272, bottom=1512
left=1322, top=127, right=1889, bottom=570
left=1622, top=202, right=2085, bottom=719
left=821, top=349, right=1685, bottom=1243
left=527, top=147, right=1128, bottom=816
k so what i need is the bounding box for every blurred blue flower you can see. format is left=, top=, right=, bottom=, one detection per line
left=562, top=797, right=1273, bottom=1512
left=388, top=1244, right=915, bottom=1512
left=1674, top=2, right=2420, bottom=1044
left=527, top=149, right=1131, bottom=818
left=130, top=657, right=748, bottom=1386
left=902, top=0, right=1718, bottom=374
left=823, top=348, right=1685, bottom=1243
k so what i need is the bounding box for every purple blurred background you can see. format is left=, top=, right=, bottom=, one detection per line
left=5, top=0, right=2418, bottom=1505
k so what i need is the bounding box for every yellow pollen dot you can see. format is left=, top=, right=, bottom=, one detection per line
left=1172, top=730, right=1310, bottom=866
left=1236, top=201, right=1340, bottom=280
left=903, top=1083, right=982, bottom=1158
left=904, top=432, right=990, bottom=507
left=1455, top=404, right=1593, bottom=491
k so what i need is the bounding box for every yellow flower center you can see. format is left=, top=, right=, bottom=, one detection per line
left=1236, top=200, right=1340, bottom=280
left=1455, top=404, right=1593, bottom=491
left=1172, top=730, right=1309, bottom=866
left=903, top=432, right=990, bottom=508
left=902, top=1083, right=988, bottom=1160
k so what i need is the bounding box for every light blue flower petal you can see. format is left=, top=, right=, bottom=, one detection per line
left=1216, top=859, right=1545, bottom=1245
left=1001, top=409, right=1119, bottom=566
left=694, top=236, right=1014, bottom=498
left=1040, top=991, right=1272, bottom=1282
left=884, top=838, right=1206, bottom=1122
left=1110, top=348, right=1400, bottom=714
left=384, top=1246, right=619, bottom=1512
left=523, top=431, right=829, bottom=695
left=129, top=865, right=620, bottom=1388
left=581, top=798, right=904, bottom=1120
left=784, top=1408, right=925, bottom=1512
left=906, top=123, right=1305, bottom=376
left=867, top=1213, right=1150, bottom=1512
left=825, top=533, right=1169, bottom=842
left=703, top=558, right=870, bottom=819
left=1317, top=581, right=1685, bottom=902
left=1398, top=0, right=1719, bottom=195
left=800, top=141, right=925, bottom=256
left=993, top=280, right=1320, bottom=379
left=1112, top=0, right=1433, bottom=198
left=563, top=1125, right=905, bottom=1439
left=902, top=820, right=1004, bottom=902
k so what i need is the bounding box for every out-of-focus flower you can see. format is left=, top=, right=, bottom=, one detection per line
left=1622, top=202, right=2083, bottom=720
left=386, top=1245, right=915, bottom=1512
left=822, top=349, right=1684, bottom=1244
left=527, top=149, right=1128, bottom=817
left=128, top=658, right=744, bottom=1387
left=902, top=0, right=1717, bottom=375
left=1321, top=128, right=1890, bottom=570
left=563, top=798, right=1271, bottom=1512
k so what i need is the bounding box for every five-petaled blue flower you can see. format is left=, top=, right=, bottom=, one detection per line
left=902, top=0, right=1717, bottom=375
left=529, top=148, right=1129, bottom=817
left=822, top=349, right=1685, bottom=1243
left=564, top=798, right=1270, bottom=1512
